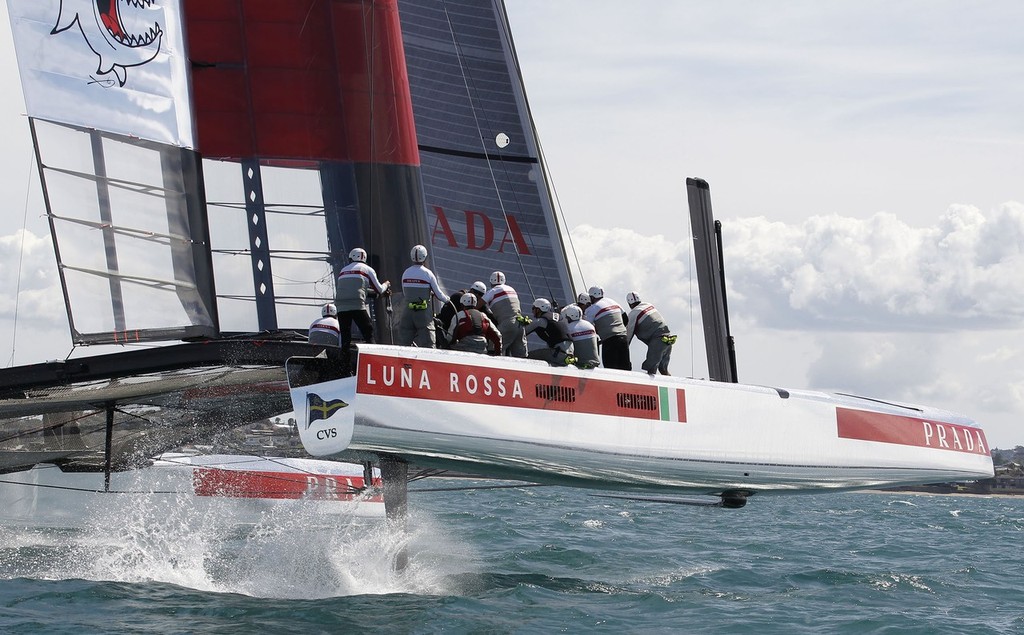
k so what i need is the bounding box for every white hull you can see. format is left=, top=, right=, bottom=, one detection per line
left=0, top=453, right=383, bottom=528
left=289, top=345, right=993, bottom=496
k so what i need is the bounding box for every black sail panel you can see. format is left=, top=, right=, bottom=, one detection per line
left=398, top=0, right=575, bottom=305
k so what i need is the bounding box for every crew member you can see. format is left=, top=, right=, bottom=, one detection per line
left=335, top=247, right=391, bottom=356
left=562, top=305, right=599, bottom=369
left=308, top=303, right=341, bottom=346
left=447, top=293, right=502, bottom=354
left=559, top=302, right=579, bottom=321
left=482, top=271, right=528, bottom=357
left=576, top=292, right=592, bottom=314
left=524, top=298, right=574, bottom=365
left=437, top=281, right=493, bottom=348
left=585, top=286, right=631, bottom=371
left=397, top=244, right=446, bottom=347
left=625, top=291, right=675, bottom=376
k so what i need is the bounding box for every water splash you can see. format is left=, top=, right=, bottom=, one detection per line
left=2, top=472, right=475, bottom=598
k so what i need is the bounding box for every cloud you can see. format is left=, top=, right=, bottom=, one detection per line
left=0, top=229, right=61, bottom=319
left=723, top=202, right=1024, bottom=331
left=568, top=224, right=696, bottom=315
left=571, top=202, right=1024, bottom=335
left=805, top=332, right=943, bottom=397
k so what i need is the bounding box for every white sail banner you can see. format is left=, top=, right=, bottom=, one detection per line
left=6, top=0, right=194, bottom=148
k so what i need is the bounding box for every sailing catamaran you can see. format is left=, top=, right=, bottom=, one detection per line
left=1, top=0, right=993, bottom=524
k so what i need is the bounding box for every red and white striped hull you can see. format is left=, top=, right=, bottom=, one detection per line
left=0, top=453, right=383, bottom=528
left=288, top=345, right=993, bottom=495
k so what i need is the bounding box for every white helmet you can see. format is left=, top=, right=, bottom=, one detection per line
left=533, top=297, right=552, bottom=313
left=349, top=247, right=367, bottom=263
left=626, top=291, right=642, bottom=307
left=489, top=271, right=506, bottom=286
left=562, top=305, right=582, bottom=322
left=576, top=292, right=590, bottom=305
left=471, top=281, right=487, bottom=295
left=588, top=286, right=604, bottom=300
left=460, top=293, right=477, bottom=308
left=322, top=303, right=338, bottom=317
left=410, top=244, right=428, bottom=263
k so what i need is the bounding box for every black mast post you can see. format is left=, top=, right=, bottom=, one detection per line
left=686, top=178, right=738, bottom=383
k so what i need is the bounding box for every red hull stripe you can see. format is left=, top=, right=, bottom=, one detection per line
left=192, top=469, right=382, bottom=501
left=836, top=407, right=988, bottom=455
left=356, top=352, right=685, bottom=422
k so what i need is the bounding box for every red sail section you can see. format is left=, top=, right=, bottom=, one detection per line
left=184, top=0, right=419, bottom=165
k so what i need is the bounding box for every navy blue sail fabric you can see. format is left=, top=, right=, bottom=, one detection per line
left=398, top=0, right=575, bottom=306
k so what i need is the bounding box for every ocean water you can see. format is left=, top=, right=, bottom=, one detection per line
left=1, top=483, right=1022, bottom=634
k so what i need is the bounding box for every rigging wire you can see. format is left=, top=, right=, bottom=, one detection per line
left=7, top=153, right=37, bottom=368
left=0, top=474, right=180, bottom=496
left=0, top=410, right=95, bottom=445
left=438, top=0, right=551, bottom=301
left=533, top=132, right=587, bottom=296
left=492, top=2, right=587, bottom=298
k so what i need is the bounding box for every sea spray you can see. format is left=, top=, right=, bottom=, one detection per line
left=3, top=472, right=477, bottom=598
left=209, top=501, right=476, bottom=598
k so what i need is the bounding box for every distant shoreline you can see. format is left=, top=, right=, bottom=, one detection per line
left=857, top=489, right=1024, bottom=499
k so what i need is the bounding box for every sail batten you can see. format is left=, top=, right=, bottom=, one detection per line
left=57, top=264, right=202, bottom=292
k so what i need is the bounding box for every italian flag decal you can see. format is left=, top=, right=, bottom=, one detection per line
left=658, top=386, right=687, bottom=422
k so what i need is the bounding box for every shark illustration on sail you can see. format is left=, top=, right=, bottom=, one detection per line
left=51, top=0, right=163, bottom=86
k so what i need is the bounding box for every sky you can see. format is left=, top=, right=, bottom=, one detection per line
left=1, top=2, right=1023, bottom=448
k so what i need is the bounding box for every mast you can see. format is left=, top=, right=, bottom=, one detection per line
left=686, top=178, right=738, bottom=383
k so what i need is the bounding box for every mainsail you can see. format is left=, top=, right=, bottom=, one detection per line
left=398, top=0, right=575, bottom=303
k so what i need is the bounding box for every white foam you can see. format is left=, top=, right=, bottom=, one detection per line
left=2, top=476, right=477, bottom=598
